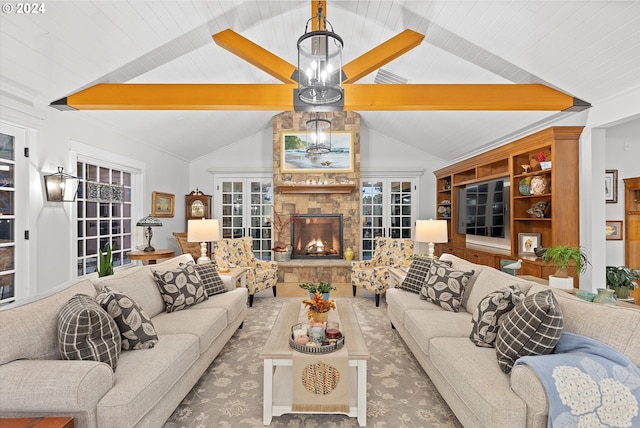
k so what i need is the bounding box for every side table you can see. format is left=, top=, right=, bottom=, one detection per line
left=128, top=249, right=175, bottom=264
left=218, top=267, right=248, bottom=291
left=0, top=417, right=74, bottom=428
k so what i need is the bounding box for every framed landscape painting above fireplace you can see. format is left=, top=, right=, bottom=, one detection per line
left=280, top=131, right=354, bottom=173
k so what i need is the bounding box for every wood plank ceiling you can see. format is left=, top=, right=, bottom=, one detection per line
left=1, top=1, right=639, bottom=162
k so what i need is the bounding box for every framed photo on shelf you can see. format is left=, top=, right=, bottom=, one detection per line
left=605, top=220, right=623, bottom=240
left=518, top=233, right=541, bottom=256
left=152, top=191, right=175, bottom=218
left=605, top=169, right=618, bottom=203
left=280, top=131, right=354, bottom=173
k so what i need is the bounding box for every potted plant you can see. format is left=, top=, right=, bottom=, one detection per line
left=542, top=245, right=589, bottom=288
left=98, top=243, right=114, bottom=277
left=299, top=281, right=336, bottom=299
left=606, top=266, right=639, bottom=299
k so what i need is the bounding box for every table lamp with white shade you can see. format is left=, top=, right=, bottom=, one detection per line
left=187, top=218, right=220, bottom=264
left=415, top=219, right=449, bottom=259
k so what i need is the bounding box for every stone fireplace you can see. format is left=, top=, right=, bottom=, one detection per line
left=291, top=214, right=343, bottom=259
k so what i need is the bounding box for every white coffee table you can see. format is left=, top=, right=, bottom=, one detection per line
left=260, top=301, right=370, bottom=426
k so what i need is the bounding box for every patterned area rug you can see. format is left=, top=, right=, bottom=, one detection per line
left=164, top=297, right=462, bottom=428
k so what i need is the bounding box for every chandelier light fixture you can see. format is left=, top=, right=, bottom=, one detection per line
left=305, top=112, right=332, bottom=154
left=295, top=1, right=344, bottom=111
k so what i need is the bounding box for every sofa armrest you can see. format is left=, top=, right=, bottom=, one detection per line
left=510, top=364, right=549, bottom=428
left=0, top=359, right=114, bottom=412
left=250, top=258, right=277, bottom=271
left=351, top=260, right=374, bottom=270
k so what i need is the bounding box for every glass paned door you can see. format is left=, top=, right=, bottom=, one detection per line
left=217, top=176, right=273, bottom=260
left=0, top=133, right=15, bottom=303
left=361, top=177, right=416, bottom=260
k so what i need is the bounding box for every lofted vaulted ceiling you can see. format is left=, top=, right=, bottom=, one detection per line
left=2, top=1, right=640, bottom=163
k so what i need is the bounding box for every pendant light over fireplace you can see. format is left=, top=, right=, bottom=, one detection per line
left=305, top=112, right=332, bottom=154
left=294, top=0, right=344, bottom=111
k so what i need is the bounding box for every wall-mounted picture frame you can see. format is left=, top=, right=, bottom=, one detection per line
left=605, top=169, right=618, bottom=203
left=280, top=131, right=354, bottom=173
left=605, top=220, right=623, bottom=240
left=518, top=232, right=541, bottom=256
left=152, top=191, right=175, bottom=218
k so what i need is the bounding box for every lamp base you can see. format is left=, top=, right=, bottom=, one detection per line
left=143, top=245, right=155, bottom=252
left=197, top=255, right=211, bottom=264
left=197, top=241, right=210, bottom=264
left=427, top=242, right=436, bottom=259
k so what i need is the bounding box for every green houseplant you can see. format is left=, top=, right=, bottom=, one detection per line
left=542, top=245, right=589, bottom=278
left=606, top=266, right=640, bottom=299
left=98, top=243, right=114, bottom=277
left=299, top=281, right=335, bottom=298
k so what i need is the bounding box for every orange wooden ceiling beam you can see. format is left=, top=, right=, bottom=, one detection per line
left=51, top=82, right=588, bottom=112
left=212, top=29, right=296, bottom=84
left=342, top=30, right=424, bottom=84
left=343, top=84, right=584, bottom=111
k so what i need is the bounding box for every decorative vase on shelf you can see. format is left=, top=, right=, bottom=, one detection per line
left=344, top=247, right=354, bottom=261
left=519, top=177, right=532, bottom=195
left=593, top=288, right=617, bottom=305
left=530, top=176, right=549, bottom=195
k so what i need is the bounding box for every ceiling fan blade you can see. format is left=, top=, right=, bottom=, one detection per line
left=343, top=84, right=590, bottom=111
left=212, top=29, right=296, bottom=84
left=342, top=29, right=424, bottom=84
left=51, top=83, right=296, bottom=111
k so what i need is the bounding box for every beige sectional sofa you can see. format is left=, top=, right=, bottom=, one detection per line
left=0, top=254, right=248, bottom=428
left=386, top=253, right=640, bottom=428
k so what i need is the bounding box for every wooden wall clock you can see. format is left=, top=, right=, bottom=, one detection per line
left=185, top=189, right=212, bottom=225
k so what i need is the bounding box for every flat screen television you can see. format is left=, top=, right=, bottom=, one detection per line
left=456, top=177, right=510, bottom=243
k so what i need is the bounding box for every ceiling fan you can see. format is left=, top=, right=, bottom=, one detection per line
left=51, top=1, right=589, bottom=113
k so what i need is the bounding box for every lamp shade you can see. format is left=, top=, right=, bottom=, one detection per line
left=136, top=214, right=162, bottom=227
left=44, top=167, right=79, bottom=202
left=415, top=220, right=448, bottom=244
left=187, top=219, right=220, bottom=243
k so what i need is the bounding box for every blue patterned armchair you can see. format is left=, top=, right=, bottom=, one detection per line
left=212, top=237, right=278, bottom=307
left=351, top=237, right=414, bottom=306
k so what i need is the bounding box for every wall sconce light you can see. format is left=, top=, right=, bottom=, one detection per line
left=44, top=167, right=80, bottom=202
left=136, top=214, right=163, bottom=252
left=188, top=218, right=220, bottom=264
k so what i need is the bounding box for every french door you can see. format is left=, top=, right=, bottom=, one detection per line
left=214, top=176, right=273, bottom=260
left=0, top=122, right=28, bottom=304
left=360, top=178, right=417, bottom=260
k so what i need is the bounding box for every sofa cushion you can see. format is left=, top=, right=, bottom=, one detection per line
left=470, top=285, right=525, bottom=348
left=404, top=307, right=473, bottom=356
left=152, top=264, right=208, bottom=313
left=464, top=266, right=536, bottom=315
left=420, top=260, right=474, bottom=312
left=181, top=260, right=227, bottom=296
left=386, top=288, right=444, bottom=327
left=57, top=294, right=122, bottom=370
left=495, top=290, right=563, bottom=374
left=190, top=288, right=248, bottom=325
left=152, top=306, right=227, bottom=353
left=398, top=257, right=451, bottom=294
left=95, top=286, right=159, bottom=350
left=439, top=254, right=485, bottom=309
left=0, top=279, right=97, bottom=365
left=429, top=337, right=527, bottom=427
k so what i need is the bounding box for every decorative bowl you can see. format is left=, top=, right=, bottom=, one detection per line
left=576, top=291, right=597, bottom=302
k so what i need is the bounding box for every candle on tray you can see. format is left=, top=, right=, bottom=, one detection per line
left=325, top=321, right=340, bottom=340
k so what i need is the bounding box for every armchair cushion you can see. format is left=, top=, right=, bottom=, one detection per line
left=351, top=238, right=415, bottom=295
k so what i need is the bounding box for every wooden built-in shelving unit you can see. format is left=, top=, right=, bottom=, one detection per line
left=434, top=126, right=583, bottom=280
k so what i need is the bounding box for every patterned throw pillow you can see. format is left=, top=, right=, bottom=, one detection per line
left=470, top=285, right=525, bottom=348
left=420, top=260, right=474, bottom=312
left=95, top=286, right=159, bottom=350
left=398, top=257, right=451, bottom=294
left=57, top=294, right=121, bottom=371
left=180, top=261, right=227, bottom=296
left=152, top=264, right=208, bottom=313
left=495, top=290, right=563, bottom=374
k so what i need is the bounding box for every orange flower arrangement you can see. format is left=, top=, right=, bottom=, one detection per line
left=302, top=291, right=336, bottom=319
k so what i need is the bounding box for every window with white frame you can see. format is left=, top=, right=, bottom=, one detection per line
left=76, top=160, right=133, bottom=276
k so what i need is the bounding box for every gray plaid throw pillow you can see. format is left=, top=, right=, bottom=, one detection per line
left=495, top=290, right=563, bottom=374
left=152, top=264, right=208, bottom=313
left=180, top=261, right=227, bottom=296
left=398, top=257, right=452, bottom=294
left=420, top=260, right=474, bottom=312
left=95, top=286, right=159, bottom=350
left=57, top=294, right=121, bottom=371
left=470, top=285, right=525, bottom=348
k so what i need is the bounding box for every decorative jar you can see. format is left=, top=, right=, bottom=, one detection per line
left=344, top=247, right=354, bottom=261
left=530, top=176, right=549, bottom=195
left=593, top=288, right=617, bottom=305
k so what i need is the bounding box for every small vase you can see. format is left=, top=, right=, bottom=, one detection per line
left=309, top=292, right=330, bottom=300
left=593, top=288, right=617, bottom=305
left=308, top=310, right=329, bottom=323
left=344, top=247, right=354, bottom=261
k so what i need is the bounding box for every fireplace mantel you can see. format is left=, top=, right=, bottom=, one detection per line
left=278, top=184, right=356, bottom=194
